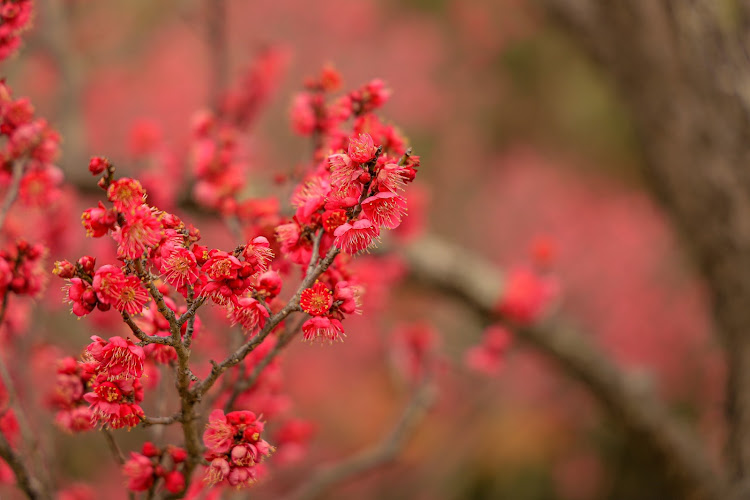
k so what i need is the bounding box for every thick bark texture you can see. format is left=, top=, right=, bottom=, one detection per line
left=537, top=0, right=750, bottom=496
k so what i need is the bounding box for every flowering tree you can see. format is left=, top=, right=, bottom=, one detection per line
left=0, top=0, right=748, bottom=499
left=0, top=1, right=432, bottom=496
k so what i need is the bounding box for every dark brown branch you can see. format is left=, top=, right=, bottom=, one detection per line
left=403, top=235, right=729, bottom=500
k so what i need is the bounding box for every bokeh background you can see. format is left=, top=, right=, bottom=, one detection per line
left=0, top=0, right=725, bottom=498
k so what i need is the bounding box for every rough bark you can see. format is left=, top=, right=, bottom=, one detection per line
left=537, top=0, right=750, bottom=495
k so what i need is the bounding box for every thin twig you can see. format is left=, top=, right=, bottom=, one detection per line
left=121, top=311, right=173, bottom=346
left=286, top=377, right=435, bottom=500
left=306, top=230, right=324, bottom=276
left=0, top=354, right=35, bottom=458
left=141, top=413, right=183, bottom=427
left=134, top=260, right=178, bottom=328
left=192, top=246, right=340, bottom=399
left=0, top=430, right=46, bottom=499
left=102, top=429, right=126, bottom=465
left=223, top=314, right=307, bottom=412
left=0, top=160, right=25, bottom=230
left=178, top=296, right=206, bottom=327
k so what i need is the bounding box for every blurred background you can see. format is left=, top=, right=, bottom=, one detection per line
left=0, top=0, right=726, bottom=499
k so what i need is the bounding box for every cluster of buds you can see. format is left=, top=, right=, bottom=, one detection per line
left=64, top=157, right=286, bottom=337
left=123, top=442, right=187, bottom=494
left=203, top=410, right=274, bottom=488
left=56, top=255, right=149, bottom=317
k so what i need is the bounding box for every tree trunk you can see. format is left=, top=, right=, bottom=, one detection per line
left=539, top=0, right=750, bottom=496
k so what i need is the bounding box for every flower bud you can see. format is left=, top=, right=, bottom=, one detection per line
left=53, top=260, right=75, bottom=279
left=88, top=156, right=110, bottom=175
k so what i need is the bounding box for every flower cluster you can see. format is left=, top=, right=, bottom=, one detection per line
left=81, top=336, right=146, bottom=429
left=0, top=0, right=31, bottom=61
left=46, top=68, right=422, bottom=495
left=0, top=81, right=63, bottom=207
left=203, top=409, right=274, bottom=488
left=122, top=442, right=187, bottom=494
left=0, top=239, right=46, bottom=341
left=0, top=239, right=45, bottom=296
left=260, top=68, right=419, bottom=343
left=196, top=236, right=274, bottom=311
left=47, top=356, right=94, bottom=433
left=57, top=255, right=151, bottom=318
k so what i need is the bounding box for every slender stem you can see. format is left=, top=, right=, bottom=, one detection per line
left=0, top=160, right=25, bottom=230
left=306, top=230, right=324, bottom=276
left=102, top=429, right=126, bottom=465
left=178, top=296, right=205, bottom=327
left=141, top=413, right=182, bottom=427
left=286, top=376, right=435, bottom=500
left=121, top=312, right=173, bottom=346
left=0, top=356, right=33, bottom=446
left=192, top=246, right=340, bottom=399
left=223, top=315, right=306, bottom=412
left=0, top=430, right=46, bottom=500
left=135, top=259, right=178, bottom=328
